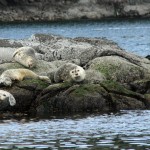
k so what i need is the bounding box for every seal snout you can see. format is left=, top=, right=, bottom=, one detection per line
left=28, top=59, right=34, bottom=68
left=26, top=56, right=36, bottom=68
left=0, top=93, right=7, bottom=101
left=75, top=69, right=80, bottom=76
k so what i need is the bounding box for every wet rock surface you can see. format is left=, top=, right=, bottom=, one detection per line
left=0, top=34, right=150, bottom=117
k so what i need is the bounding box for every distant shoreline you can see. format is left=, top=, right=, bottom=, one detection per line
left=0, top=0, right=150, bottom=22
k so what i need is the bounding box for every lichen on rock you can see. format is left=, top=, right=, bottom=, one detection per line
left=87, top=56, right=150, bottom=83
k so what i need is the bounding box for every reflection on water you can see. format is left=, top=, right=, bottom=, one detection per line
left=0, top=18, right=150, bottom=56
left=0, top=110, right=150, bottom=149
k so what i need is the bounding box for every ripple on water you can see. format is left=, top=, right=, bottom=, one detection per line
left=0, top=19, right=150, bottom=56
left=0, top=110, right=150, bottom=149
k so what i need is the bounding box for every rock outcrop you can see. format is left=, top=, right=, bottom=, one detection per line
left=0, top=0, right=150, bottom=22
left=0, top=34, right=150, bottom=117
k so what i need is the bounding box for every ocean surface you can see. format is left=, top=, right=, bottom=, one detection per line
left=0, top=110, right=150, bottom=149
left=0, top=18, right=150, bottom=149
left=0, top=18, right=150, bottom=56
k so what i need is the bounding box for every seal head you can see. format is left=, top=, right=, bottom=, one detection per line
left=0, top=77, right=12, bottom=86
left=0, top=90, right=16, bottom=106
left=70, top=66, right=86, bottom=82
left=13, top=47, right=37, bottom=68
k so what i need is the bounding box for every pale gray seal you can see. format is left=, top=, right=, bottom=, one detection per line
left=0, top=90, right=16, bottom=106
left=13, top=47, right=37, bottom=68
left=0, top=68, right=51, bottom=86
left=54, top=63, right=86, bottom=83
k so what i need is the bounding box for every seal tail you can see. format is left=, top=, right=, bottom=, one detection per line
left=39, top=76, right=51, bottom=84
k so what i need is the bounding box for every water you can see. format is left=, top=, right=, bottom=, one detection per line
left=0, top=18, right=150, bottom=56
left=0, top=19, right=150, bottom=149
left=0, top=110, right=150, bottom=149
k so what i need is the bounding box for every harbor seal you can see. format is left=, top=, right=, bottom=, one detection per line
left=13, top=47, right=37, bottom=68
left=54, top=63, right=86, bottom=83
left=0, top=68, right=51, bottom=86
left=0, top=90, right=16, bottom=106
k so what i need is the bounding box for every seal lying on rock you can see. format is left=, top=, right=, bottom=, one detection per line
left=0, top=68, right=51, bottom=86
left=13, top=47, right=37, bottom=68
left=0, top=90, right=16, bottom=106
left=54, top=63, right=86, bottom=83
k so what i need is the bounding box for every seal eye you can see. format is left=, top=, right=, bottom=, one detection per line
left=18, top=52, right=24, bottom=57
left=72, top=71, right=74, bottom=73
left=3, top=94, right=6, bottom=97
left=77, top=70, right=79, bottom=72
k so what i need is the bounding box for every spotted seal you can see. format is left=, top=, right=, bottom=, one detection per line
left=0, top=90, right=16, bottom=106
left=0, top=68, right=51, bottom=86
left=54, top=63, right=86, bottom=83
left=13, top=47, right=37, bottom=68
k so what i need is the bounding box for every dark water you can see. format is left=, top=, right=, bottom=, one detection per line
left=0, top=110, right=150, bottom=149
left=0, top=18, right=150, bottom=56
left=0, top=19, right=150, bottom=149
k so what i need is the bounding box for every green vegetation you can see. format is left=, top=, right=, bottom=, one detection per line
left=21, top=78, right=49, bottom=89
left=101, top=80, right=136, bottom=95
left=71, top=84, right=106, bottom=97
left=95, top=63, right=119, bottom=79
left=3, top=62, right=23, bottom=70
left=91, top=60, right=143, bottom=83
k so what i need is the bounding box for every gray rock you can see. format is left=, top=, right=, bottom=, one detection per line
left=0, top=0, right=150, bottom=21
left=32, top=81, right=150, bottom=116
left=84, top=69, right=106, bottom=84
left=0, top=79, right=49, bottom=113
left=19, top=34, right=150, bottom=69
left=86, top=56, right=150, bottom=83
left=0, top=34, right=150, bottom=117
